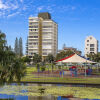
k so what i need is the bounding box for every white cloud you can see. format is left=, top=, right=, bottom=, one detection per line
left=71, top=6, right=76, bottom=10
left=0, top=0, right=24, bottom=17
left=37, top=6, right=44, bottom=12
left=7, top=11, right=20, bottom=18
left=0, top=1, right=77, bottom=18
left=20, top=0, right=23, bottom=3
left=0, top=0, right=8, bottom=9
left=10, top=4, right=18, bottom=10
left=46, top=6, right=54, bottom=13
left=0, top=11, right=5, bottom=16
left=0, top=0, right=19, bottom=10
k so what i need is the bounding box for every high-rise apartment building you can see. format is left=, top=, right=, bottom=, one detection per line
left=85, top=36, right=98, bottom=57
left=28, top=12, right=58, bottom=59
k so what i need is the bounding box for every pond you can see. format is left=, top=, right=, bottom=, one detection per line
left=0, top=83, right=100, bottom=100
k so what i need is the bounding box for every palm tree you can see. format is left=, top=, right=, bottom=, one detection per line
left=0, top=58, right=26, bottom=83
left=11, top=58, right=26, bottom=82
left=0, top=31, right=26, bottom=83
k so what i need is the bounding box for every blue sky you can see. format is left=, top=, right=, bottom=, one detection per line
left=0, top=0, right=100, bottom=55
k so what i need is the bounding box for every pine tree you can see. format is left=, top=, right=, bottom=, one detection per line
left=26, top=36, right=28, bottom=56
left=63, top=43, right=66, bottom=49
left=8, top=45, right=12, bottom=51
left=14, top=37, right=19, bottom=55
left=19, top=37, right=23, bottom=57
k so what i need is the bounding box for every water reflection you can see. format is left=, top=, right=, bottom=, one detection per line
left=0, top=83, right=100, bottom=100
left=0, top=99, right=14, bottom=100
left=0, top=94, right=56, bottom=100
left=28, top=96, right=56, bottom=100
left=0, top=94, right=28, bottom=100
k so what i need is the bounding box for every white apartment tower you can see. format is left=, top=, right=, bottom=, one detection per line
left=85, top=36, right=98, bottom=57
left=28, top=12, right=58, bottom=59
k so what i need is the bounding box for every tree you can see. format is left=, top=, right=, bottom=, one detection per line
left=56, top=50, right=74, bottom=61
left=45, top=54, right=55, bottom=72
left=63, top=43, right=66, bottom=49
left=14, top=37, right=19, bottom=55
left=33, top=53, right=42, bottom=64
left=46, top=54, right=55, bottom=63
left=8, top=45, right=12, bottom=51
left=19, top=37, right=23, bottom=57
left=0, top=58, right=26, bottom=83
left=87, top=53, right=100, bottom=62
left=11, top=58, right=26, bottom=82
left=26, top=36, right=28, bottom=56
left=21, top=56, right=31, bottom=64
left=0, top=31, right=6, bottom=50
left=0, top=31, right=26, bottom=83
left=0, top=31, right=8, bottom=66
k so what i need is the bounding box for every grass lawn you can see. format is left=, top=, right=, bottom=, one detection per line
left=21, top=66, right=100, bottom=84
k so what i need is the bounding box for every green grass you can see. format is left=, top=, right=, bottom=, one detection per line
left=21, top=67, right=100, bottom=84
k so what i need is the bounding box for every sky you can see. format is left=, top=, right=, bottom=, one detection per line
left=0, top=0, right=100, bottom=55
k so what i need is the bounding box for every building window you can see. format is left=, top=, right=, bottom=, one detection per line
left=90, top=48, right=94, bottom=51
left=90, top=37, right=92, bottom=40
left=29, top=36, right=34, bottom=38
left=90, top=44, right=94, bottom=47
left=29, top=23, right=33, bottom=25
left=42, top=53, right=47, bottom=55
left=42, top=26, right=52, bottom=28
left=87, top=44, right=89, bottom=46
left=34, top=26, right=38, bottom=28
left=87, top=40, right=89, bottom=42
left=90, top=52, right=94, bottom=54
left=34, top=36, right=38, bottom=38
left=29, top=26, right=38, bottom=28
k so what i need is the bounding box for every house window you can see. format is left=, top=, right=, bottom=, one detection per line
left=90, top=48, right=94, bottom=51
left=87, top=40, right=89, bottom=42
left=90, top=44, right=94, bottom=47
left=90, top=37, right=92, bottom=40
left=90, top=52, right=94, bottom=54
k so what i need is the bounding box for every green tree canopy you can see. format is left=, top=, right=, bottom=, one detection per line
left=0, top=31, right=6, bottom=50
left=56, top=50, right=74, bottom=61
left=0, top=31, right=26, bottom=83
left=87, top=53, right=100, bottom=62
left=33, top=53, right=42, bottom=64
left=14, top=37, right=19, bottom=55
left=45, top=54, right=55, bottom=63
left=19, top=37, right=23, bottom=57
left=21, top=56, right=31, bottom=63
